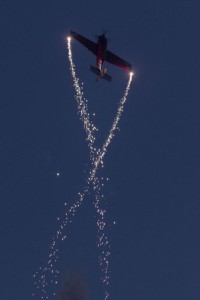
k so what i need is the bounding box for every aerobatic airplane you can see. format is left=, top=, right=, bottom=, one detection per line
left=70, top=30, right=132, bottom=82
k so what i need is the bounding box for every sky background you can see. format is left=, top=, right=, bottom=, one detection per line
left=0, top=0, right=200, bottom=300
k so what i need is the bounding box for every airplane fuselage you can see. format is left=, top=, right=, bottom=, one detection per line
left=96, top=34, right=107, bottom=76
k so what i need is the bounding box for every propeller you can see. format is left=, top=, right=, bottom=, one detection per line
left=94, top=30, right=111, bottom=42
left=102, top=29, right=108, bottom=35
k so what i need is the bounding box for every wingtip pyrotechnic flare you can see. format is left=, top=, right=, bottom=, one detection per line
left=129, top=71, right=134, bottom=77
left=67, top=36, right=71, bottom=42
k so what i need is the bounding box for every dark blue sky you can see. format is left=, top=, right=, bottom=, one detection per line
left=0, top=1, right=200, bottom=300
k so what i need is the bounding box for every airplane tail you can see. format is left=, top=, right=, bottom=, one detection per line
left=90, top=66, right=111, bottom=82
left=90, top=65, right=100, bottom=78
left=102, top=73, right=112, bottom=82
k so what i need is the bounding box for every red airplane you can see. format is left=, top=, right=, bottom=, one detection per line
left=70, top=30, right=132, bottom=82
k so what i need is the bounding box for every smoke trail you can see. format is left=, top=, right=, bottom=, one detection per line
left=59, top=275, right=88, bottom=300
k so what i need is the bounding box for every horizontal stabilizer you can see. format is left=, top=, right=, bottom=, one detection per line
left=90, top=65, right=100, bottom=76
left=102, top=73, right=111, bottom=82
left=90, top=66, right=111, bottom=82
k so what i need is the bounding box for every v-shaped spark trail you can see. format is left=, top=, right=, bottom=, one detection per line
left=33, top=37, right=134, bottom=300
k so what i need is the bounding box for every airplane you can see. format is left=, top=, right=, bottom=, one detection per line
left=70, top=30, right=132, bottom=82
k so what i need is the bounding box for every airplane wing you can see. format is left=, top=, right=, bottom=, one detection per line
left=105, top=50, right=132, bottom=71
left=71, top=31, right=97, bottom=56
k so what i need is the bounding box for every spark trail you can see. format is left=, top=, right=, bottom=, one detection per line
left=88, top=72, right=133, bottom=183
left=67, top=37, right=133, bottom=300
left=67, top=37, right=111, bottom=299
left=33, top=37, right=96, bottom=300
left=33, top=37, right=133, bottom=300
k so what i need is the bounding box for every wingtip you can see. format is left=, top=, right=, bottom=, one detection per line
left=70, top=30, right=75, bottom=37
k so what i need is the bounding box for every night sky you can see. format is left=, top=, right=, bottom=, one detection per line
left=0, top=1, right=200, bottom=300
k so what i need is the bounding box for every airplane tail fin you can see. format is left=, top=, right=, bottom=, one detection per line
left=90, top=66, right=111, bottom=82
